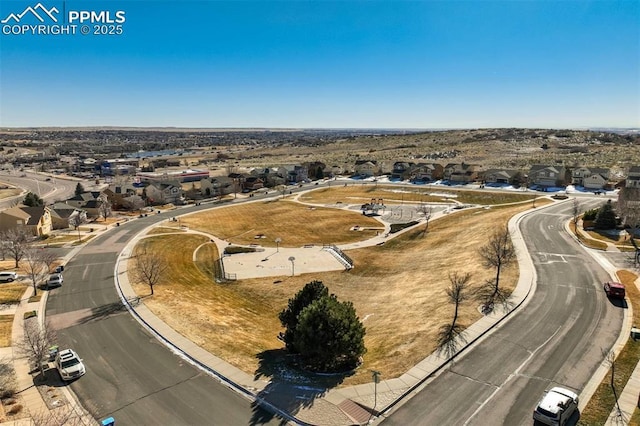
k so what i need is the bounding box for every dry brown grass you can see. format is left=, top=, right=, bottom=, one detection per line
left=0, top=316, right=13, bottom=347
left=0, top=188, right=21, bottom=200
left=298, top=185, right=536, bottom=206
left=146, top=227, right=187, bottom=235
left=179, top=198, right=383, bottom=247
left=0, top=284, right=26, bottom=305
left=131, top=194, right=531, bottom=386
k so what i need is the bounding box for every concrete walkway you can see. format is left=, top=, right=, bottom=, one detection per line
left=1, top=281, right=96, bottom=425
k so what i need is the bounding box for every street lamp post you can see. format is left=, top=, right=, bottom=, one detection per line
left=275, top=238, right=281, bottom=253
left=371, top=370, right=381, bottom=416
left=288, top=256, right=295, bottom=276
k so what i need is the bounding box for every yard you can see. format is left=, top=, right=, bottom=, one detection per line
left=129, top=188, right=533, bottom=386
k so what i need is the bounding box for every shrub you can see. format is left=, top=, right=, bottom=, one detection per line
left=390, top=221, right=419, bottom=233
left=583, top=208, right=598, bottom=221
left=224, top=246, right=257, bottom=255
left=7, top=403, right=22, bottom=415
left=23, top=311, right=37, bottom=320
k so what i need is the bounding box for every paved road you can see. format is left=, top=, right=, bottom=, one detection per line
left=46, top=209, right=284, bottom=425
left=383, top=199, right=624, bottom=425
left=0, top=170, right=81, bottom=208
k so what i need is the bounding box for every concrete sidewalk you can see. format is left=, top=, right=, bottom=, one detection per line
left=1, top=284, right=96, bottom=425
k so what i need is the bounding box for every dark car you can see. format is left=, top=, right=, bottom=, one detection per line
left=604, top=281, right=625, bottom=299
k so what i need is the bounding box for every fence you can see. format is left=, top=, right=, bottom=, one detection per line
left=323, top=244, right=353, bottom=270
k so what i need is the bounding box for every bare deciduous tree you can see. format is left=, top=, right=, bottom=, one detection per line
left=98, top=200, right=112, bottom=222
left=122, top=194, right=145, bottom=212
left=477, top=227, right=516, bottom=312
left=68, top=213, right=87, bottom=242
left=416, top=204, right=433, bottom=236
left=23, top=247, right=49, bottom=296
left=0, top=228, right=30, bottom=268
left=40, top=250, right=58, bottom=274
left=134, top=251, right=167, bottom=296
left=436, top=272, right=470, bottom=359
left=0, top=358, right=17, bottom=399
left=572, top=198, right=581, bottom=236
left=17, top=318, right=56, bottom=379
left=30, top=403, right=89, bottom=426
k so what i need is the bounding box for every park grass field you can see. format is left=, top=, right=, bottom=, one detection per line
left=130, top=188, right=533, bottom=386
left=297, top=184, right=537, bottom=206
left=178, top=198, right=383, bottom=247
left=0, top=188, right=21, bottom=200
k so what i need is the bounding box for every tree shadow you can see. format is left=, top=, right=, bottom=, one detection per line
left=77, top=301, right=129, bottom=325
left=31, top=366, right=66, bottom=388
left=249, top=349, right=351, bottom=426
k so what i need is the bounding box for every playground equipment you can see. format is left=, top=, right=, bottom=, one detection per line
left=361, top=198, right=385, bottom=215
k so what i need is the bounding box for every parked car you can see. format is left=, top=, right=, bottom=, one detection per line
left=46, top=273, right=63, bottom=288
left=54, top=349, right=86, bottom=381
left=0, top=272, right=18, bottom=283
left=533, top=386, right=579, bottom=425
left=604, top=281, right=626, bottom=299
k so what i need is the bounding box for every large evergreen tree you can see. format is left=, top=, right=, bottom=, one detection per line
left=595, top=200, right=617, bottom=230
left=278, top=280, right=328, bottom=352
left=23, top=192, right=44, bottom=207
left=278, top=280, right=366, bottom=372
left=75, top=182, right=85, bottom=197
left=293, top=295, right=366, bottom=372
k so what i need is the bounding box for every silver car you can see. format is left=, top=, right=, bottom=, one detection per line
left=46, top=273, right=63, bottom=288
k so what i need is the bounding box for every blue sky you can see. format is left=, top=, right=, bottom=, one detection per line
left=1, top=0, right=638, bottom=128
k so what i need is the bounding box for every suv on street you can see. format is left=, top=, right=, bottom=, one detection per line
left=604, top=281, right=625, bottom=299
left=0, top=272, right=18, bottom=283
left=54, top=349, right=86, bottom=381
left=46, top=273, right=63, bottom=289
left=533, top=387, right=579, bottom=425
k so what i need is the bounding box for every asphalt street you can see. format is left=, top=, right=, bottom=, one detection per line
left=46, top=209, right=285, bottom=425
left=382, top=199, right=624, bottom=425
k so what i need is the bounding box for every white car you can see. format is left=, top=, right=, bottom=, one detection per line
left=46, top=273, right=63, bottom=288
left=533, top=386, right=579, bottom=425
left=0, top=272, right=18, bottom=283
left=54, top=349, right=86, bottom=381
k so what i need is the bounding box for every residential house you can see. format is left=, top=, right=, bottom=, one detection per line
left=65, top=191, right=107, bottom=218
left=49, top=203, right=87, bottom=230
left=443, top=163, right=483, bottom=184
left=200, top=176, right=233, bottom=198
left=353, top=160, right=379, bottom=178
left=0, top=205, right=52, bottom=236
left=528, top=165, right=570, bottom=188
left=626, top=166, right=640, bottom=189
left=484, top=169, right=523, bottom=186
left=410, top=163, right=444, bottom=182
left=145, top=182, right=185, bottom=205
left=248, top=167, right=285, bottom=187
left=571, top=166, right=611, bottom=190
left=391, top=162, right=415, bottom=181
left=277, top=165, right=308, bottom=184
left=304, top=161, right=327, bottom=181
left=103, top=184, right=138, bottom=210
left=243, top=176, right=264, bottom=191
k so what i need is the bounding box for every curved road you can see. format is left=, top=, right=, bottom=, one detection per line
left=46, top=206, right=283, bottom=425
left=0, top=170, right=81, bottom=208
left=383, top=199, right=624, bottom=425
